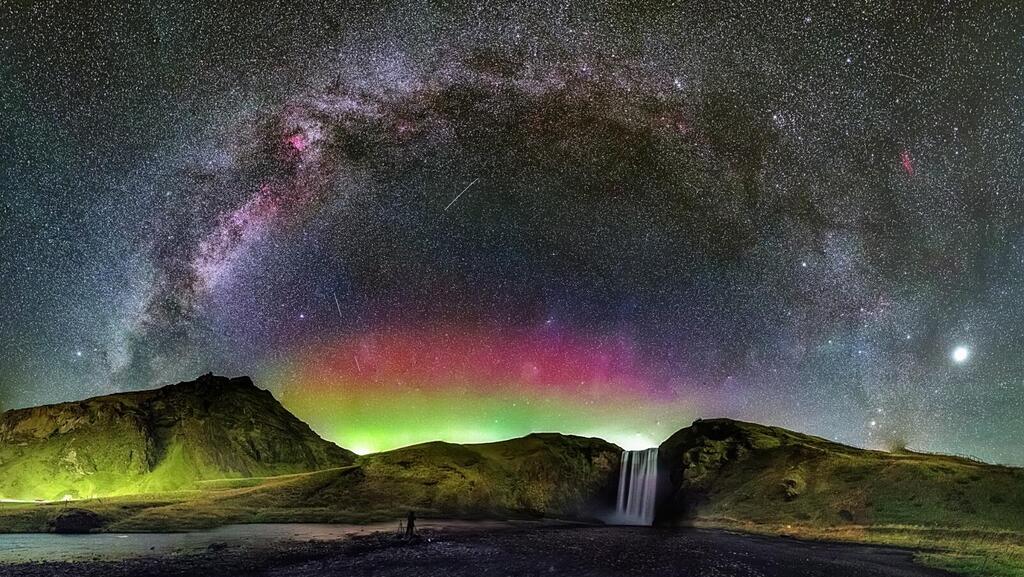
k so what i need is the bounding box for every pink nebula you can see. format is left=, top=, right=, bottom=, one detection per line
left=286, top=133, right=308, bottom=151
left=900, top=149, right=914, bottom=176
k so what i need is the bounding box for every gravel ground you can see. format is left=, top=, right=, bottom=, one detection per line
left=0, top=525, right=956, bottom=577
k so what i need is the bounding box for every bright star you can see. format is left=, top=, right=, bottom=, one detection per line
left=951, top=346, right=970, bottom=364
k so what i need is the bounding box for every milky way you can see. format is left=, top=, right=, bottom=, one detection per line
left=2, top=1, right=1023, bottom=461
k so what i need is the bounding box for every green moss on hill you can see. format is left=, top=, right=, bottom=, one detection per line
left=0, top=375, right=354, bottom=500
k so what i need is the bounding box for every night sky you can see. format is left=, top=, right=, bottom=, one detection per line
left=2, top=1, right=1023, bottom=461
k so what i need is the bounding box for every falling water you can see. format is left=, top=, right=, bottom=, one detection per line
left=614, top=448, right=658, bottom=526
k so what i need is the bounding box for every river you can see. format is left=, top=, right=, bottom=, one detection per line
left=0, top=523, right=393, bottom=563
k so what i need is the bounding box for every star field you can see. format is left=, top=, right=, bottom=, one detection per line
left=2, top=1, right=1023, bottom=460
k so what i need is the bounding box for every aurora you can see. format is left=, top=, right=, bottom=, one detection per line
left=270, top=326, right=698, bottom=454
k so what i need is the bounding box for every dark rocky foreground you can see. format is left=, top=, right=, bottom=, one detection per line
left=0, top=525, right=954, bottom=577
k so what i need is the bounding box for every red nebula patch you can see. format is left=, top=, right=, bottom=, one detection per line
left=900, top=149, right=914, bottom=176
left=286, top=133, right=308, bottom=152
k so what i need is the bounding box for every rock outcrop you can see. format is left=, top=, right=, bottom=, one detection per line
left=48, top=508, right=106, bottom=533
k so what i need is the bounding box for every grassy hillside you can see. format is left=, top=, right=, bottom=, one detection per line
left=659, top=418, right=1024, bottom=576
left=242, top=433, right=619, bottom=516
left=122, top=432, right=620, bottom=530
left=0, top=375, right=617, bottom=528
left=0, top=432, right=620, bottom=532
left=658, top=418, right=1024, bottom=530
left=0, top=374, right=355, bottom=500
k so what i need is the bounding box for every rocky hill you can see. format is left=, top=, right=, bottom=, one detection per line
left=0, top=374, right=355, bottom=500
left=658, top=418, right=1024, bottom=531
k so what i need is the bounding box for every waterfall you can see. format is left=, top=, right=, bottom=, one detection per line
left=614, top=448, right=658, bottom=526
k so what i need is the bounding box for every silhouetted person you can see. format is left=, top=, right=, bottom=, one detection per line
left=405, top=510, right=416, bottom=538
